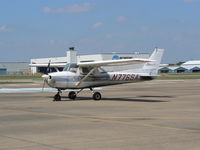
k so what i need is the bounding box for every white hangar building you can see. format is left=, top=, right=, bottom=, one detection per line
left=159, top=60, right=200, bottom=73
left=181, top=60, right=200, bottom=72
left=30, top=47, right=150, bottom=74
left=0, top=62, right=29, bottom=75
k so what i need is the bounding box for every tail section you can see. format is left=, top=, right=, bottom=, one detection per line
left=143, top=48, right=164, bottom=76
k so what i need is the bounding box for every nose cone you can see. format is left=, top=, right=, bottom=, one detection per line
left=42, top=74, right=54, bottom=88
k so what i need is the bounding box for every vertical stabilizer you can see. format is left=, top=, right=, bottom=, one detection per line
left=143, top=48, right=164, bottom=76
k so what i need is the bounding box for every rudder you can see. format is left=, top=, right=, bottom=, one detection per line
left=143, top=48, right=164, bottom=76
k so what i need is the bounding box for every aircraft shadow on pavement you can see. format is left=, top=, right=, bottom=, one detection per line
left=101, top=97, right=169, bottom=103
left=48, top=96, right=169, bottom=102
left=138, top=95, right=174, bottom=98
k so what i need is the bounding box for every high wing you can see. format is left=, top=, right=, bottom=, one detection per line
left=77, top=58, right=154, bottom=67
left=29, top=63, right=66, bottom=67
left=75, top=58, right=154, bottom=87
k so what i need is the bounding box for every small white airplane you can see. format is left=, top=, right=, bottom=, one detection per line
left=30, top=48, right=164, bottom=101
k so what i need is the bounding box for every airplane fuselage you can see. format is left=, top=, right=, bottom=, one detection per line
left=45, top=71, right=154, bottom=90
left=40, top=48, right=164, bottom=101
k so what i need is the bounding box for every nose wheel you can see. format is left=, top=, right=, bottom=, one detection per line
left=54, top=90, right=62, bottom=101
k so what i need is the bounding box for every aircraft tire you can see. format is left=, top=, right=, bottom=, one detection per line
left=93, top=92, right=101, bottom=100
left=68, top=91, right=76, bottom=100
left=54, top=94, right=61, bottom=101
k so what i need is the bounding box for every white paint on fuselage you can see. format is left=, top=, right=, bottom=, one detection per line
left=47, top=71, right=76, bottom=89
left=45, top=71, right=144, bottom=90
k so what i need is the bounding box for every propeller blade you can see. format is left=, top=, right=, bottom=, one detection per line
left=46, top=60, right=51, bottom=74
left=41, top=74, right=49, bottom=92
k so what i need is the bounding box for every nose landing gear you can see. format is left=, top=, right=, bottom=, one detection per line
left=54, top=90, right=62, bottom=101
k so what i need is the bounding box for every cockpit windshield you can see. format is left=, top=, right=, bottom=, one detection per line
left=63, top=63, right=78, bottom=72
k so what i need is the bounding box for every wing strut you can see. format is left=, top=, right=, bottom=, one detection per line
left=76, top=67, right=97, bottom=87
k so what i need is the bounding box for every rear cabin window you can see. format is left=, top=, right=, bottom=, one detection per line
left=82, top=67, right=93, bottom=74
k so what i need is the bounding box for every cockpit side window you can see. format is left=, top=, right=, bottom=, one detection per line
left=63, top=64, right=70, bottom=71
left=63, top=63, right=78, bottom=73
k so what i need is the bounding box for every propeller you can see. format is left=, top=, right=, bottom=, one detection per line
left=46, top=60, right=51, bottom=74
left=42, top=60, right=51, bottom=92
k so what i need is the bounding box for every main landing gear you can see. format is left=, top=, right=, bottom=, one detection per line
left=90, top=88, right=101, bottom=100
left=68, top=91, right=76, bottom=100
left=53, top=88, right=102, bottom=101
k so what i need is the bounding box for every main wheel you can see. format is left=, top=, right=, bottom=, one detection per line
left=93, top=92, right=101, bottom=100
left=54, top=94, right=61, bottom=101
left=68, top=91, right=76, bottom=100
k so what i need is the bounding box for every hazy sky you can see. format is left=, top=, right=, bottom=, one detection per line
left=0, top=0, right=200, bottom=63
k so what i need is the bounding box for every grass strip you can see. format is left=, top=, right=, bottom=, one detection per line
left=0, top=75, right=42, bottom=80
left=0, top=81, right=34, bottom=84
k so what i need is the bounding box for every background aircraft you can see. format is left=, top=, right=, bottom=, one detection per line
left=30, top=48, right=164, bottom=101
